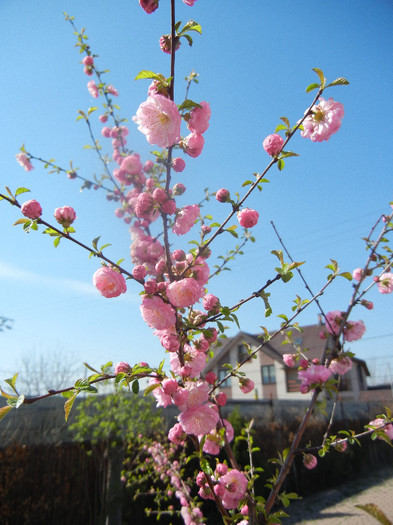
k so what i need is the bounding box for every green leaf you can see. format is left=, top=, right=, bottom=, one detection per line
left=306, top=82, right=320, bottom=93
left=226, top=228, right=238, bottom=238
left=7, top=394, right=25, bottom=409
left=339, top=272, right=353, bottom=281
left=184, top=20, right=202, bottom=34
left=135, top=70, right=166, bottom=82
left=15, top=187, right=31, bottom=196
left=178, top=99, right=201, bottom=111
left=64, top=392, right=78, bottom=421
left=271, top=249, right=284, bottom=266
left=280, top=151, right=299, bottom=159
left=275, top=124, right=288, bottom=132
left=183, top=34, right=193, bottom=47
left=326, top=77, right=350, bottom=88
left=258, top=290, right=272, bottom=317
left=200, top=457, right=213, bottom=475
left=144, top=383, right=161, bottom=396
left=132, top=380, right=140, bottom=395
left=277, top=158, right=285, bottom=171
left=312, top=67, right=326, bottom=87
left=0, top=405, right=12, bottom=421
left=53, top=236, right=61, bottom=248
left=4, top=374, right=18, bottom=393
left=355, top=504, right=392, bottom=525
left=280, top=116, right=290, bottom=128
left=13, top=218, right=30, bottom=226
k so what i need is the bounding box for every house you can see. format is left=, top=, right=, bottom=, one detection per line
left=204, top=324, right=370, bottom=402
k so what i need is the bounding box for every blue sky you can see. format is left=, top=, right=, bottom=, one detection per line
left=1, top=1, right=392, bottom=388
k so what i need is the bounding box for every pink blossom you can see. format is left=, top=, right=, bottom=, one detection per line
left=361, top=299, right=374, bottom=310
left=167, top=278, right=203, bottom=307
left=161, top=199, right=176, bottom=215
left=283, top=353, right=296, bottom=367
left=216, top=392, right=227, bottom=406
left=87, top=80, right=99, bottom=98
left=183, top=0, right=196, bottom=5
left=82, top=56, right=94, bottom=67
left=202, top=294, right=220, bottom=312
left=182, top=133, right=205, bottom=158
left=54, top=206, right=77, bottom=228
left=239, top=378, right=254, bottom=394
left=133, top=94, right=181, bottom=148
left=344, top=319, right=366, bottom=342
left=178, top=404, right=219, bottom=436
left=168, top=423, right=186, bottom=445
left=21, top=199, right=42, bottom=220
left=172, top=204, right=200, bottom=235
left=172, top=157, right=186, bottom=172
left=162, top=378, right=178, bottom=396
left=202, top=420, right=233, bottom=455
left=172, top=183, right=186, bottom=196
left=132, top=265, right=147, bottom=281
left=263, top=134, right=284, bottom=156
left=329, top=357, right=352, bottom=376
left=368, top=418, right=393, bottom=440
left=93, top=266, right=127, bottom=298
left=325, top=311, right=366, bottom=342
left=140, top=295, right=176, bottom=330
left=301, top=97, right=344, bottom=142
left=303, top=454, right=318, bottom=470
left=377, top=272, right=393, bottom=294
left=143, top=160, right=154, bottom=173
left=352, top=268, right=364, bottom=281
left=237, top=208, right=259, bottom=228
left=205, top=371, right=217, bottom=384
left=106, top=84, right=118, bottom=96
left=298, top=364, right=332, bottom=391
left=334, top=441, right=348, bottom=453
left=139, top=0, right=159, bottom=13
left=154, top=328, right=180, bottom=352
left=159, top=34, right=181, bottom=54
left=101, top=126, right=112, bottom=138
left=170, top=346, right=207, bottom=379
left=187, top=101, right=211, bottom=134
left=16, top=152, right=34, bottom=171
left=220, top=469, right=248, bottom=509
left=215, top=188, right=230, bottom=203
left=121, top=154, right=143, bottom=174
left=114, top=362, right=131, bottom=374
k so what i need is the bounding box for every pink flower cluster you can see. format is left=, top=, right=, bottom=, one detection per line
left=197, top=465, right=248, bottom=510
left=377, top=272, right=393, bottom=294
left=324, top=311, right=366, bottom=342
left=301, top=97, right=344, bottom=142
left=368, top=418, right=393, bottom=441
left=297, top=363, right=332, bottom=393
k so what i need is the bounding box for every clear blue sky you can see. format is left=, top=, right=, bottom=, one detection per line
left=1, top=1, right=392, bottom=387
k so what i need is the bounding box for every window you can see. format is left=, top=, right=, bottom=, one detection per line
left=286, top=369, right=301, bottom=392
left=217, top=358, right=231, bottom=388
left=238, top=344, right=248, bottom=362
left=218, top=367, right=231, bottom=388
left=261, top=365, right=276, bottom=385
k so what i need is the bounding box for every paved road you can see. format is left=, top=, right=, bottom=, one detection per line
left=283, top=466, right=393, bottom=524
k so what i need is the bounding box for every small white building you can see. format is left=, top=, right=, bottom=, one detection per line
left=204, top=325, right=369, bottom=402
